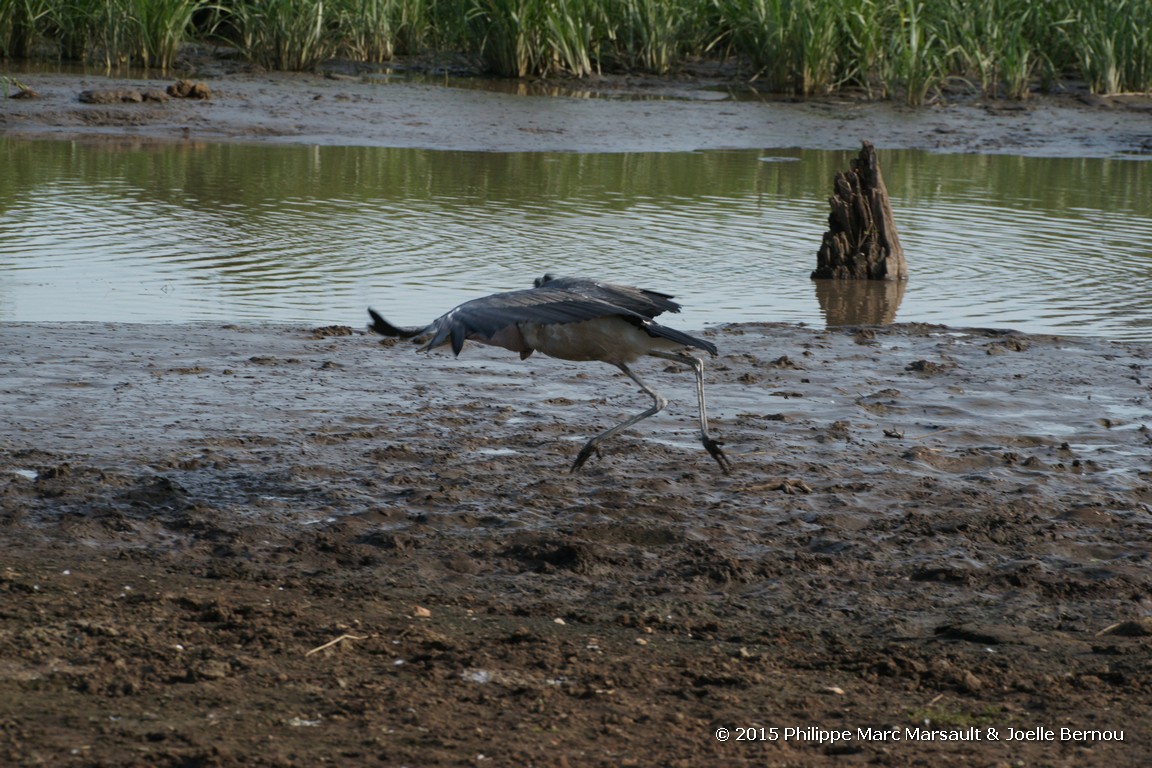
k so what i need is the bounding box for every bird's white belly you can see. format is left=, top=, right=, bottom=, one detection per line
left=519, top=317, right=681, bottom=363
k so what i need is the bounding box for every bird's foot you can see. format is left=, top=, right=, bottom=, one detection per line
left=703, top=436, right=733, bottom=475
left=570, top=443, right=602, bottom=473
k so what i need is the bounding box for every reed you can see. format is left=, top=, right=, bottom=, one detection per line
left=335, top=0, right=433, bottom=62
left=2, top=0, right=1149, bottom=97
left=0, top=0, right=51, bottom=59
left=714, top=0, right=854, bottom=95
left=1, top=0, right=204, bottom=69
left=464, top=0, right=535, bottom=77
left=131, top=0, right=203, bottom=69
left=794, top=0, right=841, bottom=95
left=713, top=0, right=795, bottom=92
left=464, top=0, right=603, bottom=78
left=837, top=0, right=887, bottom=96
left=938, top=0, right=1053, bottom=99
left=1059, top=0, right=1152, bottom=94
left=226, top=0, right=331, bottom=71
left=883, top=0, right=946, bottom=105
left=540, top=0, right=598, bottom=77
left=338, top=0, right=397, bottom=62
left=607, top=0, right=701, bottom=75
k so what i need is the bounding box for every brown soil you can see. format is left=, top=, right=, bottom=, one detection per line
left=2, top=61, right=1152, bottom=766
left=2, top=320, right=1150, bottom=767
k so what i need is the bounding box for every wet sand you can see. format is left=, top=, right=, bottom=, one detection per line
left=2, top=65, right=1152, bottom=766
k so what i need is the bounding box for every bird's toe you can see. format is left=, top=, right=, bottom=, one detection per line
left=570, top=443, right=602, bottom=472
left=703, top=437, right=733, bottom=474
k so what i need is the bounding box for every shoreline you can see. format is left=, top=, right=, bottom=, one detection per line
left=3, top=67, right=1152, bottom=156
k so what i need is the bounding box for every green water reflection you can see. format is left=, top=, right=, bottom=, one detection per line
left=1, top=138, right=1150, bottom=338
left=4, top=139, right=1150, bottom=212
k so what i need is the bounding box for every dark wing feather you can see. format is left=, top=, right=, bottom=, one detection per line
left=533, top=274, right=680, bottom=318
left=422, top=286, right=642, bottom=355
left=370, top=277, right=711, bottom=358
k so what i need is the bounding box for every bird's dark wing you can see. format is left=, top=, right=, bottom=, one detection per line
left=422, top=286, right=668, bottom=356
left=533, top=274, right=681, bottom=318
left=370, top=278, right=711, bottom=357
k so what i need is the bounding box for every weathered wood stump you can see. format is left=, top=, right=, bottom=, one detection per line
left=812, top=141, right=908, bottom=281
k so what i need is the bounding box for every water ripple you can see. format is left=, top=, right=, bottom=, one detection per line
left=1, top=144, right=1150, bottom=339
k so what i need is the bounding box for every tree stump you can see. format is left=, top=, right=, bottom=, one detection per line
left=812, top=142, right=908, bottom=281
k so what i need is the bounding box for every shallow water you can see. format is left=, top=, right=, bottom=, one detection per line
left=1, top=138, right=1150, bottom=339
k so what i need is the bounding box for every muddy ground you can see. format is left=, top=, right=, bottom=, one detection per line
left=2, top=55, right=1152, bottom=155
left=3, top=61, right=1152, bottom=767
left=2, top=320, right=1150, bottom=767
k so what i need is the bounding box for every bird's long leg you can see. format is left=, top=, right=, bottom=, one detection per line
left=650, top=351, right=732, bottom=474
left=571, top=363, right=667, bottom=472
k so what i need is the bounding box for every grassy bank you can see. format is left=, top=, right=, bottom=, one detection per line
left=2, top=0, right=1149, bottom=102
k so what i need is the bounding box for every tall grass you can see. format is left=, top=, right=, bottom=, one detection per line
left=713, top=0, right=855, bottom=95
left=713, top=0, right=800, bottom=92
left=608, top=0, right=703, bottom=75
left=1, top=0, right=204, bottom=69
left=838, top=0, right=888, bottom=96
left=1059, top=0, right=1152, bottom=94
left=337, top=0, right=433, bottom=62
left=463, top=0, right=602, bottom=78
left=132, top=0, right=204, bottom=69
left=339, top=0, right=400, bottom=62
left=884, top=0, right=946, bottom=105
left=227, top=0, right=330, bottom=71
left=2, top=0, right=1150, bottom=98
left=0, top=0, right=51, bottom=59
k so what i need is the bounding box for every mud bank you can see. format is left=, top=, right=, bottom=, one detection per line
left=3, top=67, right=1152, bottom=155
left=2, top=321, right=1150, bottom=765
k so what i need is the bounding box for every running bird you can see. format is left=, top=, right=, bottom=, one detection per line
left=368, top=274, right=731, bottom=473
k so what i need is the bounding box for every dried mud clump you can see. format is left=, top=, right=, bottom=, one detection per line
left=78, top=88, right=169, bottom=104
left=167, top=79, right=212, bottom=100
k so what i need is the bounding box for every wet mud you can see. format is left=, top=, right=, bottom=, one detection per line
left=2, top=321, right=1150, bottom=766
left=3, top=66, right=1152, bottom=155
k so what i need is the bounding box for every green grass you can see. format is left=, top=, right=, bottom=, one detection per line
left=0, top=0, right=51, bottom=60
left=1060, top=0, right=1152, bottom=94
left=2, top=0, right=202, bottom=69
left=227, top=0, right=331, bottom=71
left=2, top=0, right=1149, bottom=97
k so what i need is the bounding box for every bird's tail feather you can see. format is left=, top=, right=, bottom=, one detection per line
left=643, top=320, right=718, bottom=356
left=367, top=308, right=426, bottom=339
